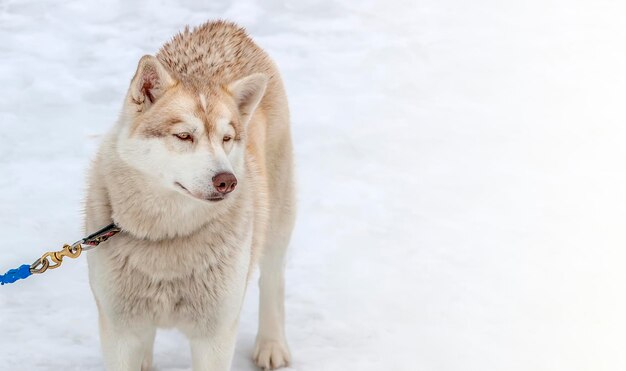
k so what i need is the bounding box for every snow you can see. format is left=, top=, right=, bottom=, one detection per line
left=1, top=0, right=626, bottom=370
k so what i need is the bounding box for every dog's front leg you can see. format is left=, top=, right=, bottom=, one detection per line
left=99, top=312, right=156, bottom=371
left=189, top=326, right=238, bottom=371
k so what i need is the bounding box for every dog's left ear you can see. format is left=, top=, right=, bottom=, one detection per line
left=129, top=55, right=176, bottom=112
left=228, top=73, right=268, bottom=127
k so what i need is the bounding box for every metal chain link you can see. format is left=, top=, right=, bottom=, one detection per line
left=30, top=242, right=83, bottom=274
left=1, top=224, right=120, bottom=285
left=28, top=224, right=121, bottom=275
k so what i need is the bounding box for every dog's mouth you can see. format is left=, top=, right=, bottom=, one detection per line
left=175, top=181, right=191, bottom=195
left=175, top=182, right=225, bottom=202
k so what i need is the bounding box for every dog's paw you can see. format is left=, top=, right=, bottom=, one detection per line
left=253, top=338, right=291, bottom=370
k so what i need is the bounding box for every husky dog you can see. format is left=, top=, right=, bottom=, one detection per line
left=85, top=21, right=295, bottom=371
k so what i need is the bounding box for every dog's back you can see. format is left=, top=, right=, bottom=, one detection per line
left=158, top=21, right=272, bottom=87
left=157, top=22, right=295, bottom=262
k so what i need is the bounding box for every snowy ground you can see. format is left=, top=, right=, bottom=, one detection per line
left=1, top=0, right=626, bottom=370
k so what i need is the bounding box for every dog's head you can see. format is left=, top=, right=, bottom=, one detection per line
left=116, top=55, right=267, bottom=203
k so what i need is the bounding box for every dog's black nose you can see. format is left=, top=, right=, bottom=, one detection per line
left=212, top=172, right=237, bottom=194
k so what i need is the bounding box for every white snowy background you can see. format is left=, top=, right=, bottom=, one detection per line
left=1, top=0, right=625, bottom=370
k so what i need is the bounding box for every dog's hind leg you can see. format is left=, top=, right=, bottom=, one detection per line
left=189, top=323, right=238, bottom=371
left=99, top=310, right=156, bottom=371
left=141, top=328, right=156, bottom=371
left=254, top=128, right=295, bottom=370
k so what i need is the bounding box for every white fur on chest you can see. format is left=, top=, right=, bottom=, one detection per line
left=88, top=217, right=253, bottom=332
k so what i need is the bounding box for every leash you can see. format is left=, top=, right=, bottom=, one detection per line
left=0, top=223, right=121, bottom=285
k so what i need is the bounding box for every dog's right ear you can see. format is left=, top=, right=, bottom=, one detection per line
left=128, top=55, right=175, bottom=112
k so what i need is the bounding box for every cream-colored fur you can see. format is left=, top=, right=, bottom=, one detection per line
left=85, top=21, right=295, bottom=371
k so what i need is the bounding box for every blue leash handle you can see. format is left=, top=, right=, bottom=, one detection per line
left=0, top=264, right=32, bottom=285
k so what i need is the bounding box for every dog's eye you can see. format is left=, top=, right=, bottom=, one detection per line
left=174, top=132, right=193, bottom=141
left=223, top=135, right=232, bottom=142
